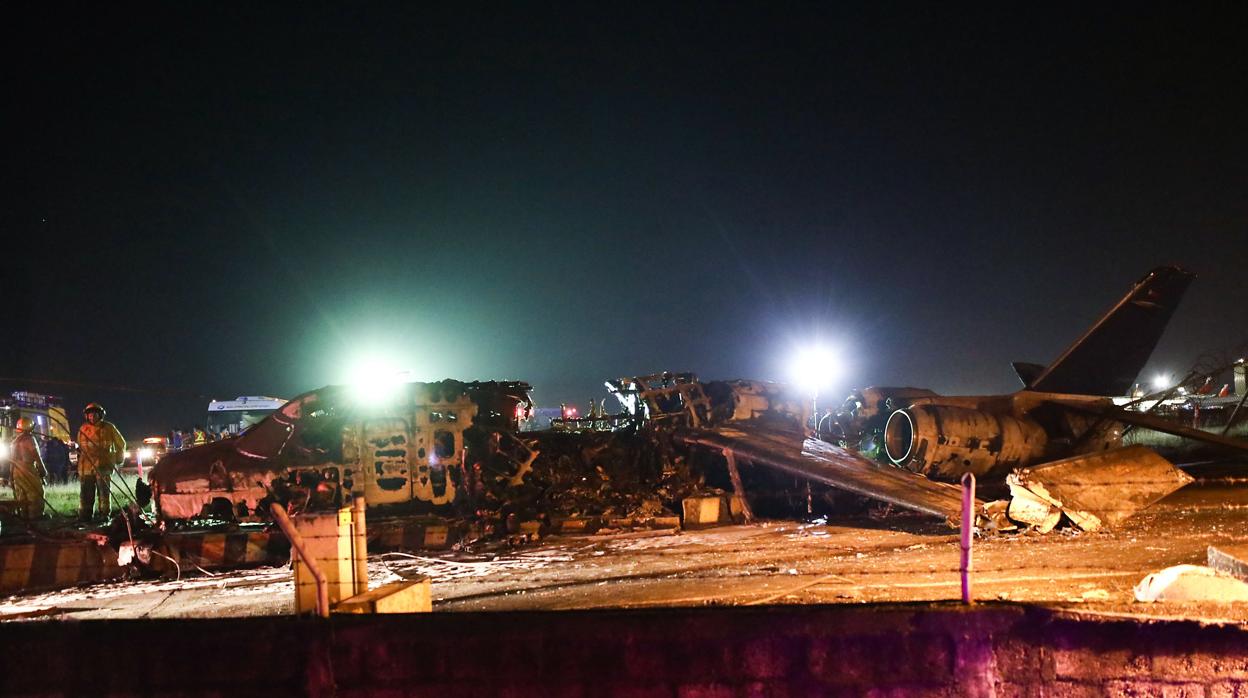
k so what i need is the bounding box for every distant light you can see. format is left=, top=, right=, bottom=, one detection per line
left=789, top=345, right=842, bottom=396
left=346, top=355, right=410, bottom=404
left=1151, top=373, right=1171, bottom=391
left=138, top=447, right=155, bottom=461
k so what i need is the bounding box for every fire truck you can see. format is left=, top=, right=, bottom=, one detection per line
left=0, top=391, right=72, bottom=482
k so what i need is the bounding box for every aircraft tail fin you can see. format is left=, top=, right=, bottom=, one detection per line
left=1027, top=266, right=1195, bottom=396
left=1012, top=362, right=1046, bottom=387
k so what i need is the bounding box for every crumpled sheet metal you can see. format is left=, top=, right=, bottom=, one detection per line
left=1004, top=482, right=1061, bottom=533
left=1010, top=444, right=1193, bottom=531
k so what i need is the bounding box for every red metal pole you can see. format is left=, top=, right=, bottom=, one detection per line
left=960, top=472, right=976, bottom=604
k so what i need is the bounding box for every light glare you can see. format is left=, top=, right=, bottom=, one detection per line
left=789, top=345, right=841, bottom=396
left=346, top=356, right=410, bottom=404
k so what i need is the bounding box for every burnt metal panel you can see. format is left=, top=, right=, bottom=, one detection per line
left=362, top=418, right=412, bottom=506
left=679, top=421, right=972, bottom=522
left=1013, top=444, right=1192, bottom=530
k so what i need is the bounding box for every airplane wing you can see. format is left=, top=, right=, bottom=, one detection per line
left=1050, top=400, right=1248, bottom=454
left=1011, top=445, right=1193, bottom=531
left=676, top=421, right=973, bottom=522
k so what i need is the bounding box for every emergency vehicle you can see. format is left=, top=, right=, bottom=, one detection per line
left=206, top=396, right=286, bottom=436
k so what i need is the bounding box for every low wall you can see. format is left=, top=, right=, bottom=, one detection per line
left=2, top=603, right=1247, bottom=696
left=0, top=540, right=123, bottom=594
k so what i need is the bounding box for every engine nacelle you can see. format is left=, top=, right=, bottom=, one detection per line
left=883, top=405, right=1048, bottom=480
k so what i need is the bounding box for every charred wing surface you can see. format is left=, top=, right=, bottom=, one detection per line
left=1013, top=445, right=1193, bottom=530
left=1063, top=401, right=1248, bottom=455
left=683, top=421, right=971, bottom=521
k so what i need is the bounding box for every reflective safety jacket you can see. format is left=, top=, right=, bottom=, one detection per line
left=77, top=420, right=126, bottom=477
left=11, top=432, right=46, bottom=517
left=11, top=432, right=46, bottom=475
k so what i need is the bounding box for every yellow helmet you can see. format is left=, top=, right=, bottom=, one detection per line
left=15, top=417, right=34, bottom=433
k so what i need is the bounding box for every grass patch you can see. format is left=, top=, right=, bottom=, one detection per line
left=38, top=471, right=146, bottom=519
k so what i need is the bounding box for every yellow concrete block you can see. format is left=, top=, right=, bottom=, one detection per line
left=682, top=496, right=721, bottom=526
left=200, top=534, right=226, bottom=563
left=424, top=525, right=448, bottom=548
left=1, top=544, right=36, bottom=593
left=292, top=509, right=358, bottom=615
left=682, top=495, right=742, bottom=528
left=380, top=528, right=402, bottom=547
left=556, top=518, right=589, bottom=532
left=243, top=534, right=271, bottom=563
left=54, top=545, right=86, bottom=586
left=335, top=578, right=432, bottom=614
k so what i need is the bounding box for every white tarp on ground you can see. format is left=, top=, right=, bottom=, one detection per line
left=1134, top=564, right=1248, bottom=603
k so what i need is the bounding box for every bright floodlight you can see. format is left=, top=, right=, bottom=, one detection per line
left=346, top=356, right=409, bottom=404
left=1151, top=373, right=1171, bottom=391
left=789, top=345, right=840, bottom=396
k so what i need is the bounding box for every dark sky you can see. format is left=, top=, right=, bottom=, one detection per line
left=6, top=4, right=1248, bottom=436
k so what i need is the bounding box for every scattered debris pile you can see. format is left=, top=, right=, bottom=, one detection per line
left=147, top=377, right=758, bottom=532
left=523, top=430, right=691, bottom=521
left=985, top=446, right=1194, bottom=533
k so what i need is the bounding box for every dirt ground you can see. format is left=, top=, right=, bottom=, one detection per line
left=3, top=463, right=1248, bottom=623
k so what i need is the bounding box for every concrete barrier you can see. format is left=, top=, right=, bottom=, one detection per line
left=0, top=540, right=124, bottom=594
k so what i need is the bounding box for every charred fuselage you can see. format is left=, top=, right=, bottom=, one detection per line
left=152, top=380, right=535, bottom=521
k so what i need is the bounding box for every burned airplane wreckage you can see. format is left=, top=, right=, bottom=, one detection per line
left=152, top=381, right=539, bottom=523
left=151, top=266, right=1248, bottom=536
left=151, top=374, right=833, bottom=532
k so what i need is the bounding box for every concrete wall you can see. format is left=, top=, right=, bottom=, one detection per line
left=0, top=540, right=123, bottom=594
left=2, top=603, right=1247, bottom=696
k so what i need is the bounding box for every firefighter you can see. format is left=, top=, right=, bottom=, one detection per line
left=77, top=403, right=125, bottom=521
left=10, top=418, right=48, bottom=519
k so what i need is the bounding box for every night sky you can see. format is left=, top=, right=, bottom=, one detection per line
left=6, top=4, right=1247, bottom=436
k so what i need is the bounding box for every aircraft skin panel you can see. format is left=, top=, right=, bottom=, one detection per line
left=1028, top=266, right=1195, bottom=396
left=679, top=422, right=972, bottom=522
left=1015, top=445, right=1193, bottom=528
